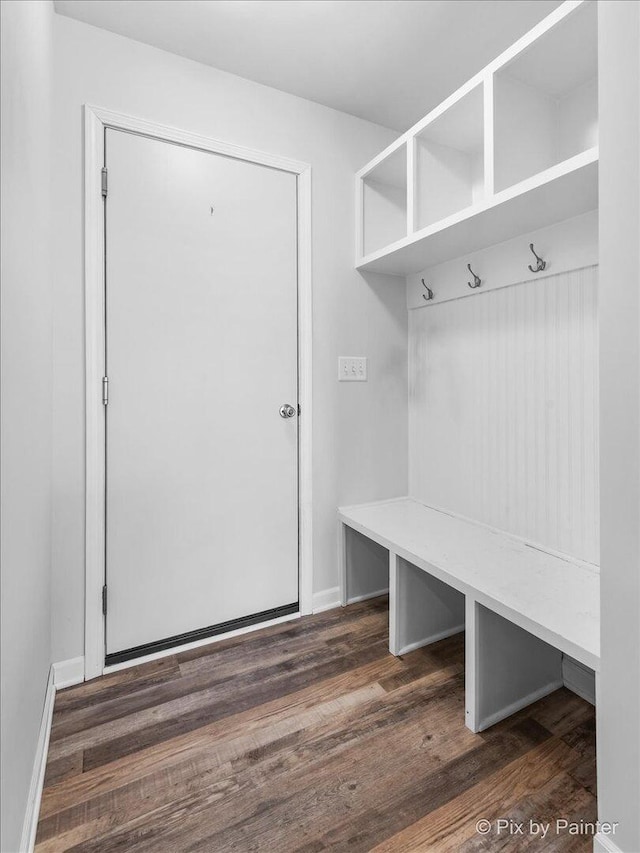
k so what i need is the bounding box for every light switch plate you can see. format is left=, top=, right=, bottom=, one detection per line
left=338, top=357, right=367, bottom=381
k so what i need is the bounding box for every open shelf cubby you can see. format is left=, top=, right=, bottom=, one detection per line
left=415, top=84, right=485, bottom=232
left=362, top=144, right=407, bottom=257
left=355, top=0, right=598, bottom=277
left=493, top=0, right=597, bottom=193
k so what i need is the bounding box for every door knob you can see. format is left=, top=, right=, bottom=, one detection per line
left=279, top=404, right=296, bottom=419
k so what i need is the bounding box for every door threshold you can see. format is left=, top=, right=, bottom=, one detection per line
left=103, top=604, right=300, bottom=674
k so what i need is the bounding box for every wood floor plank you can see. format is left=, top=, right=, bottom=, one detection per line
left=39, top=652, right=411, bottom=818
left=36, top=598, right=597, bottom=853
left=53, top=656, right=181, bottom=714
left=288, top=719, right=553, bottom=853
left=457, top=771, right=597, bottom=852
left=42, top=753, right=84, bottom=790
left=370, top=740, right=581, bottom=852
left=51, top=672, right=471, bottom=852
left=79, top=638, right=392, bottom=770
left=40, top=666, right=465, bottom=851
left=527, top=688, right=595, bottom=739
left=36, top=681, right=389, bottom=844
left=48, top=633, right=389, bottom=762
left=80, top=707, right=532, bottom=853
left=50, top=610, right=387, bottom=744
left=48, top=613, right=390, bottom=757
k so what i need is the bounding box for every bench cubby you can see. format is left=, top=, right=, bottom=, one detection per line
left=465, top=599, right=563, bottom=732
left=389, top=554, right=465, bottom=657
left=338, top=497, right=598, bottom=733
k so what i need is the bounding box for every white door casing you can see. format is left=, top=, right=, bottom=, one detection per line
left=84, top=106, right=312, bottom=678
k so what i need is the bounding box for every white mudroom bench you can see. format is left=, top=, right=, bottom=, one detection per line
left=337, top=497, right=599, bottom=732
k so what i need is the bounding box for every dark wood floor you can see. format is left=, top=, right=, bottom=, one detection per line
left=37, top=598, right=596, bottom=852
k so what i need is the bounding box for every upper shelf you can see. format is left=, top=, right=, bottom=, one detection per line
left=359, top=149, right=597, bottom=276
left=355, top=0, right=598, bottom=277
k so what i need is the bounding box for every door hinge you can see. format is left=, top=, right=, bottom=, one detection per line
left=102, top=376, right=109, bottom=406
left=102, top=584, right=107, bottom=615
left=297, top=404, right=301, bottom=416
left=101, top=167, right=108, bottom=198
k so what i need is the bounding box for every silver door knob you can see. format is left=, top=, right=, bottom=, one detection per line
left=279, top=404, right=296, bottom=419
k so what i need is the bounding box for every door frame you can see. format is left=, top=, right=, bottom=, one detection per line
left=84, top=105, right=313, bottom=680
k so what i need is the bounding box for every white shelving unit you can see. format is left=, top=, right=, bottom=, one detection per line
left=355, top=0, right=598, bottom=277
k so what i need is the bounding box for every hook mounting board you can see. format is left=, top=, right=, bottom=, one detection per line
left=406, top=210, right=597, bottom=310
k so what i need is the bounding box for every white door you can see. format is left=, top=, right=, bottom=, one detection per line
left=104, top=129, right=299, bottom=661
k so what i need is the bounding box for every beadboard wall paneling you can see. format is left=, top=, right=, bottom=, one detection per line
left=409, top=266, right=599, bottom=565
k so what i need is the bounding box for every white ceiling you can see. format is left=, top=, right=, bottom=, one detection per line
left=54, top=0, right=562, bottom=132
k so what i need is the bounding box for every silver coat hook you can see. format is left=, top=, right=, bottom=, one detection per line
left=421, top=278, right=434, bottom=301
left=467, top=264, right=481, bottom=289
left=528, top=243, right=546, bottom=273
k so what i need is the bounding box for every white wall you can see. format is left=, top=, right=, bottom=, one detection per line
left=558, top=77, right=598, bottom=163
left=494, top=73, right=558, bottom=192
left=363, top=180, right=407, bottom=256
left=0, top=1, right=54, bottom=850
left=416, top=140, right=481, bottom=229
left=409, top=264, right=599, bottom=565
left=493, top=73, right=597, bottom=194
left=51, top=14, right=408, bottom=662
left=597, top=2, right=640, bottom=851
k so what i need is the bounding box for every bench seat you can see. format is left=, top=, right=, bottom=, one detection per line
left=338, top=497, right=599, bottom=731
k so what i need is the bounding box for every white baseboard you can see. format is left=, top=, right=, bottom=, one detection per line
left=312, top=586, right=341, bottom=613
left=397, top=623, right=465, bottom=656
left=563, top=654, right=596, bottom=705
left=593, top=832, right=623, bottom=852
left=52, top=656, right=85, bottom=690
left=313, top=585, right=389, bottom=614
left=20, top=667, right=56, bottom=853
left=346, top=587, right=389, bottom=606
left=478, top=679, right=565, bottom=732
